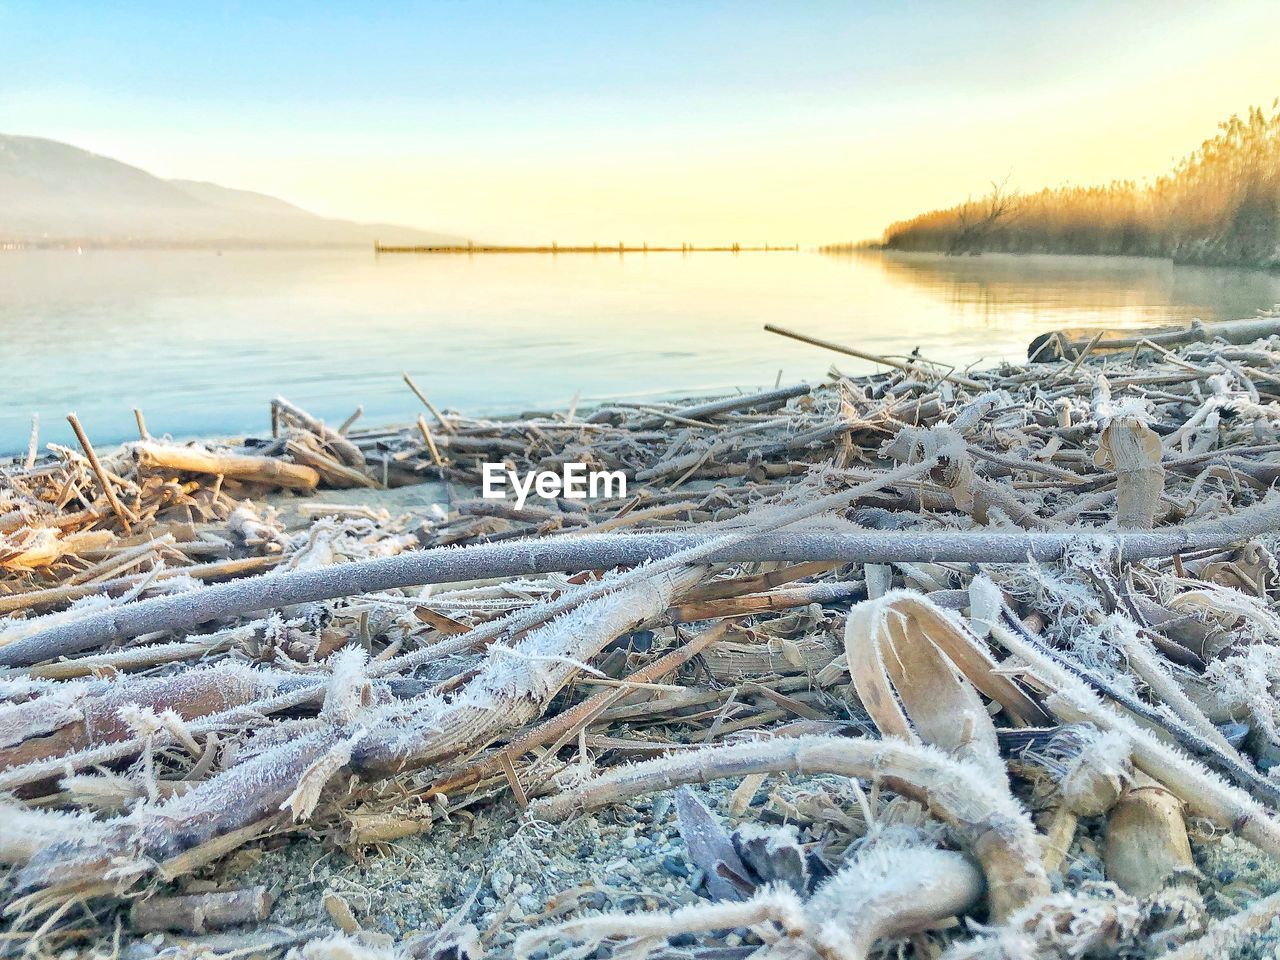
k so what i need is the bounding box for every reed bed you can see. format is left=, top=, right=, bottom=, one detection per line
left=870, top=102, right=1280, bottom=268
left=6, top=317, right=1280, bottom=958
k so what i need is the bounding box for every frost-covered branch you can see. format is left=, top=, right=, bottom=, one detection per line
left=7, top=492, right=1280, bottom=667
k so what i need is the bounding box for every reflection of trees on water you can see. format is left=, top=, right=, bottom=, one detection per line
left=827, top=250, right=1280, bottom=328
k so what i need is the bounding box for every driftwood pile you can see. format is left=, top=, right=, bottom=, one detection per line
left=6, top=323, right=1280, bottom=958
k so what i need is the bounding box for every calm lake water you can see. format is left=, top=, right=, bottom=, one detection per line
left=3, top=249, right=1279, bottom=454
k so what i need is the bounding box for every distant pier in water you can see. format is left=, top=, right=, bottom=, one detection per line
left=374, top=241, right=801, bottom=255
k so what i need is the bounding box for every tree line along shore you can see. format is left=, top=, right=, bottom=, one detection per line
left=828, top=101, right=1280, bottom=270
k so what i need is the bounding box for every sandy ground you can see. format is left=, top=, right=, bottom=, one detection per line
left=102, top=771, right=1280, bottom=960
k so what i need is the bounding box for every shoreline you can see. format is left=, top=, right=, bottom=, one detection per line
left=6, top=320, right=1280, bottom=956
left=826, top=244, right=1280, bottom=274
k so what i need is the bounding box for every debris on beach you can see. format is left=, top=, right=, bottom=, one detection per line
left=6, top=317, right=1280, bottom=957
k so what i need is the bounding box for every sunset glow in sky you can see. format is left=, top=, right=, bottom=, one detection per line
left=4, top=1, right=1278, bottom=244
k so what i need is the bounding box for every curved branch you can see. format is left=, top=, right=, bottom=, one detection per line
left=530, top=735, right=1048, bottom=922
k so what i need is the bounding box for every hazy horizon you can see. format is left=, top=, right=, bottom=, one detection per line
left=3, top=1, right=1278, bottom=245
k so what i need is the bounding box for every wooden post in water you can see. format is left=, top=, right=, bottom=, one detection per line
left=371, top=240, right=801, bottom=255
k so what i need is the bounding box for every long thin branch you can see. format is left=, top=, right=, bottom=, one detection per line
left=5, top=493, right=1280, bottom=667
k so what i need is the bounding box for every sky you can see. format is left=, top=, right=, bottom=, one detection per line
left=2, top=1, right=1278, bottom=244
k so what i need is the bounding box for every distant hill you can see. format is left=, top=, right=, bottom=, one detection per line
left=0, top=134, right=464, bottom=248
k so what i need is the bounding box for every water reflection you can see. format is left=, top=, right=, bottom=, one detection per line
left=861, top=251, right=1280, bottom=328
left=2, top=249, right=1278, bottom=452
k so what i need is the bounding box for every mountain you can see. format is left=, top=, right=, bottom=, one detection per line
left=0, top=134, right=464, bottom=247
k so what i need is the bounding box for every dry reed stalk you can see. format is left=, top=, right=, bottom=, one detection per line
left=765, top=323, right=986, bottom=390
left=284, top=439, right=379, bottom=488
left=0, top=663, right=289, bottom=773
left=272, top=396, right=368, bottom=468
left=401, top=372, right=454, bottom=433
left=422, top=622, right=730, bottom=800
left=1034, top=317, right=1280, bottom=358
left=416, top=414, right=446, bottom=467
left=663, top=579, right=863, bottom=623
left=66, top=414, right=134, bottom=532
left=130, top=886, right=273, bottom=934
left=23, top=413, right=40, bottom=470
left=990, top=618, right=1280, bottom=862
left=0, top=553, right=280, bottom=618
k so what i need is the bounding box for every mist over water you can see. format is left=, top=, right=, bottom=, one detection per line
left=4, top=249, right=1279, bottom=453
